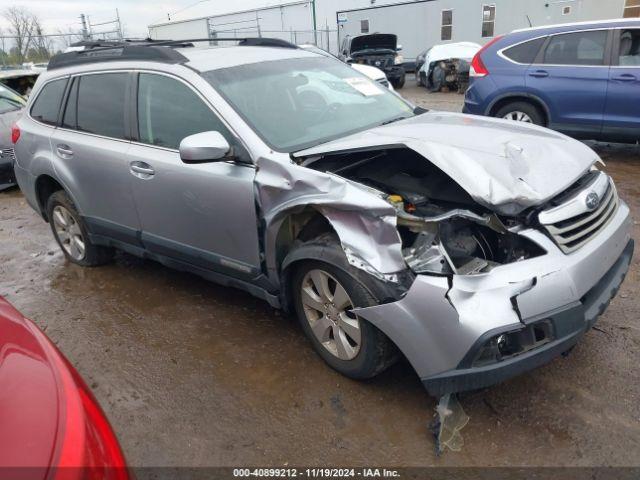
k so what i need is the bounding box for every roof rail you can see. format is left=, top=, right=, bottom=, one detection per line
left=48, top=37, right=298, bottom=71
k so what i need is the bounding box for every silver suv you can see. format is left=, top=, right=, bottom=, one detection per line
left=12, top=39, right=633, bottom=396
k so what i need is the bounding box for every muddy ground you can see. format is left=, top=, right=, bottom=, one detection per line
left=1, top=78, right=639, bottom=468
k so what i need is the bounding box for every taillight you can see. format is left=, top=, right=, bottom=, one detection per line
left=11, top=124, right=20, bottom=144
left=470, top=35, right=504, bottom=78
left=29, top=324, right=129, bottom=480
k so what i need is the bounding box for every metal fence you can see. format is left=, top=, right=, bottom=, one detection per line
left=207, top=26, right=338, bottom=53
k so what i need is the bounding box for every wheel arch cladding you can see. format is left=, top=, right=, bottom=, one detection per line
left=35, top=174, right=64, bottom=220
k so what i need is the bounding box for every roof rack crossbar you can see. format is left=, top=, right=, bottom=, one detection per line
left=48, top=37, right=299, bottom=70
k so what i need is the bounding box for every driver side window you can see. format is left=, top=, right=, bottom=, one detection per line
left=137, top=73, right=235, bottom=152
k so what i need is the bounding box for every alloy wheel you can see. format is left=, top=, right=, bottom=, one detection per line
left=52, top=205, right=86, bottom=261
left=300, top=269, right=361, bottom=361
left=502, top=111, right=533, bottom=123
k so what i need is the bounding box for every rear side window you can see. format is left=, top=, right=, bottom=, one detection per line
left=542, top=30, right=608, bottom=66
left=502, top=37, right=546, bottom=64
left=76, top=73, right=128, bottom=139
left=618, top=29, right=640, bottom=66
left=30, top=78, right=67, bottom=125
left=137, top=73, right=232, bottom=151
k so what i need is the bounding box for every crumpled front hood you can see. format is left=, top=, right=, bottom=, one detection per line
left=295, top=111, right=600, bottom=215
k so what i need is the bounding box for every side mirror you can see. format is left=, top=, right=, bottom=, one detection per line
left=179, top=131, right=231, bottom=163
left=397, top=45, right=403, bottom=52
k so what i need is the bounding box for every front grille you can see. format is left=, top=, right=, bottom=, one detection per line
left=0, top=148, right=16, bottom=162
left=361, top=56, right=393, bottom=69
left=539, top=173, right=619, bottom=254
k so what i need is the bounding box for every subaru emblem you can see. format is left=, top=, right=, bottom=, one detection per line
left=585, top=192, right=600, bottom=211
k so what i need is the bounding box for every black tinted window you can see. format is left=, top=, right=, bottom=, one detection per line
left=30, top=78, right=67, bottom=125
left=137, top=73, right=230, bottom=150
left=77, top=73, right=127, bottom=139
left=543, top=30, right=608, bottom=66
left=503, top=37, right=546, bottom=64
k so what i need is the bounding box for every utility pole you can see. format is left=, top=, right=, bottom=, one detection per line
left=311, top=0, right=317, bottom=45
left=80, top=14, right=90, bottom=40
left=116, top=8, right=123, bottom=40
left=255, top=11, right=262, bottom=37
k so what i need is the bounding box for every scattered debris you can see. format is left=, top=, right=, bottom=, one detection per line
left=430, top=393, right=469, bottom=455
left=592, top=326, right=612, bottom=337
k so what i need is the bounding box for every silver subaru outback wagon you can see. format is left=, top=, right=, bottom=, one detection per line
left=12, top=39, right=633, bottom=396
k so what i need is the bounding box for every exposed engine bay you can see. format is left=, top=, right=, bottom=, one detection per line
left=301, top=148, right=545, bottom=276
left=421, top=58, right=471, bottom=94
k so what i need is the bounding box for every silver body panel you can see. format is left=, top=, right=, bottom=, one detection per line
left=13, top=45, right=634, bottom=391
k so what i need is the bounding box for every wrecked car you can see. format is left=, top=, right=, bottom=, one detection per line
left=418, top=42, right=481, bottom=93
left=0, top=69, right=41, bottom=97
left=13, top=38, right=633, bottom=396
left=339, top=33, right=406, bottom=89
left=0, top=83, right=26, bottom=191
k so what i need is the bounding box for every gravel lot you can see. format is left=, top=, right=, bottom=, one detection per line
left=1, top=78, right=639, bottom=469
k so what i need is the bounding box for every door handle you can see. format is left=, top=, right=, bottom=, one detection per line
left=528, top=70, right=549, bottom=78
left=130, top=161, right=155, bottom=179
left=611, top=73, right=636, bottom=82
left=56, top=144, right=73, bottom=158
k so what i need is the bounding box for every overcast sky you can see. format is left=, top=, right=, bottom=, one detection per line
left=1, top=0, right=278, bottom=39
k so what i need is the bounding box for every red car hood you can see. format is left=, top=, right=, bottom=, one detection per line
left=0, top=298, right=58, bottom=479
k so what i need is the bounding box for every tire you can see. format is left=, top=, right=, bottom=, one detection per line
left=392, top=74, right=405, bottom=89
left=428, top=66, right=445, bottom=93
left=418, top=71, right=427, bottom=88
left=289, top=234, right=397, bottom=380
left=46, top=190, right=113, bottom=266
left=494, top=101, right=545, bottom=126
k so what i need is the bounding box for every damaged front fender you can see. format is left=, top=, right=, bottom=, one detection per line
left=255, top=156, right=408, bottom=284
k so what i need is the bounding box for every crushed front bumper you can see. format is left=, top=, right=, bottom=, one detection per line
left=355, top=201, right=633, bottom=396
left=424, top=238, right=633, bottom=395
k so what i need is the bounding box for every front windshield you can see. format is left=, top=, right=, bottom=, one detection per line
left=202, top=56, right=414, bottom=152
left=0, top=84, right=26, bottom=114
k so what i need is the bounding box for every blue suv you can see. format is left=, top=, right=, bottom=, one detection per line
left=464, top=19, right=640, bottom=143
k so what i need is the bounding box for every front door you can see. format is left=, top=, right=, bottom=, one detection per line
left=127, top=72, right=262, bottom=279
left=602, top=28, right=640, bottom=141
left=526, top=29, right=610, bottom=137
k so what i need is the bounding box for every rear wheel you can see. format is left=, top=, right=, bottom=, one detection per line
left=47, top=191, right=113, bottom=266
left=494, top=101, right=545, bottom=126
left=289, top=235, right=397, bottom=379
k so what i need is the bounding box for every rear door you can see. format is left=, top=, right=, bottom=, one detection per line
left=127, top=72, right=262, bottom=279
left=51, top=72, right=140, bottom=243
left=526, top=29, right=611, bottom=137
left=602, top=28, right=640, bottom=141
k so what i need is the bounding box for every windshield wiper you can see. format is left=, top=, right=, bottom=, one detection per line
left=381, top=116, right=410, bottom=126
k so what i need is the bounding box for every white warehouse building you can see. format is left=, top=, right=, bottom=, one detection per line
left=148, top=0, right=639, bottom=64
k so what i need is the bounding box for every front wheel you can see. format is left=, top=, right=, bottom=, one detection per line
left=391, top=75, right=405, bottom=89
left=290, top=237, right=397, bottom=379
